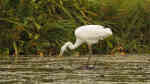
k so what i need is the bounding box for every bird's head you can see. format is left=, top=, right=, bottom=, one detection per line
left=103, top=28, right=113, bottom=48
left=104, top=28, right=113, bottom=41
left=105, top=28, right=112, bottom=36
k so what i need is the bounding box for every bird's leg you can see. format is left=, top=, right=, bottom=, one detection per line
left=86, top=44, right=92, bottom=65
left=89, top=44, right=93, bottom=55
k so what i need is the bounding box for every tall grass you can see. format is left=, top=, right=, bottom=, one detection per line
left=0, top=0, right=150, bottom=55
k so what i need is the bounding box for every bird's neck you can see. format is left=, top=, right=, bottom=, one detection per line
left=65, top=42, right=76, bottom=50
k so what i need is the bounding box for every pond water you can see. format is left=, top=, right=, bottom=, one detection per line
left=0, top=55, right=150, bottom=84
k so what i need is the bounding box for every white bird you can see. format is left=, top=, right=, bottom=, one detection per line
left=59, top=25, right=112, bottom=67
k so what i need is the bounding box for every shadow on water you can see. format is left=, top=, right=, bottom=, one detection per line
left=0, top=55, right=150, bottom=84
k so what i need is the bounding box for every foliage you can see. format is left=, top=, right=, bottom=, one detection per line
left=0, top=0, right=150, bottom=56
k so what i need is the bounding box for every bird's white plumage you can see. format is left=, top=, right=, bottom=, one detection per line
left=59, top=25, right=112, bottom=56
left=75, top=25, right=112, bottom=44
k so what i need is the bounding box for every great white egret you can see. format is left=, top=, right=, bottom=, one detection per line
left=59, top=25, right=113, bottom=68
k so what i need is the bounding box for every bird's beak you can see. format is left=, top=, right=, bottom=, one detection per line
left=105, top=35, right=113, bottom=41
left=58, top=48, right=68, bottom=57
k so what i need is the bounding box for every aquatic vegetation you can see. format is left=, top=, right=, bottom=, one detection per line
left=0, top=0, right=150, bottom=55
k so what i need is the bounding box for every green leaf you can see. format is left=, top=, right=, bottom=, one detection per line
left=34, top=34, right=40, bottom=40
left=106, top=40, right=113, bottom=48
left=34, top=21, right=41, bottom=30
